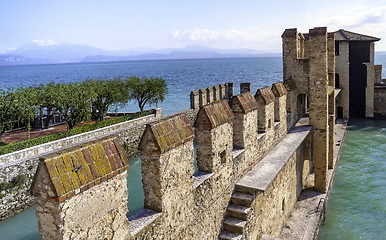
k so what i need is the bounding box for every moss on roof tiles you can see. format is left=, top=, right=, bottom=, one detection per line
left=272, top=82, right=288, bottom=97
left=140, top=114, right=195, bottom=154
left=231, top=92, right=258, bottom=114
left=31, top=136, right=129, bottom=202
left=195, top=100, right=234, bottom=129
left=255, top=87, right=275, bottom=105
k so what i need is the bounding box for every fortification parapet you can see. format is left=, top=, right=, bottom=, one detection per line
left=255, top=87, right=275, bottom=133
left=31, top=136, right=130, bottom=240
left=213, top=85, right=221, bottom=101
left=28, top=81, right=317, bottom=240
left=240, top=82, right=252, bottom=93
left=374, top=65, right=383, bottom=84
left=198, top=88, right=207, bottom=107
left=190, top=83, right=235, bottom=110
left=195, top=100, right=234, bottom=173
left=272, top=82, right=288, bottom=124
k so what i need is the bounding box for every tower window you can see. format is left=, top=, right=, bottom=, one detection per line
left=335, top=41, right=340, bottom=56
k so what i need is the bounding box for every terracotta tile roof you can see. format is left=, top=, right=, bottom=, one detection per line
left=254, top=87, right=275, bottom=105
left=195, top=100, right=234, bottom=129
left=271, top=82, right=288, bottom=97
left=31, top=136, right=129, bottom=202
left=334, top=29, right=380, bottom=42
left=140, top=114, right=194, bottom=154
left=231, top=92, right=258, bottom=114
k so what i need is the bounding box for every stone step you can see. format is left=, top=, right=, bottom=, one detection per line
left=219, top=231, right=243, bottom=240
left=235, top=183, right=257, bottom=195
left=260, top=235, right=283, bottom=240
left=223, top=217, right=246, bottom=234
left=231, top=192, right=254, bottom=207
left=227, top=204, right=251, bottom=220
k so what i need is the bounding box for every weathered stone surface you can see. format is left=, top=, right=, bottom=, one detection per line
left=374, top=86, right=386, bottom=118
left=11, top=25, right=373, bottom=240
left=139, top=113, right=194, bottom=154
left=31, top=136, right=129, bottom=202
left=0, top=112, right=159, bottom=220
left=34, top=168, right=129, bottom=240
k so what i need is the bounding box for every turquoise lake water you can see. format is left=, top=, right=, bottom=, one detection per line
left=0, top=56, right=385, bottom=239
left=317, top=118, right=386, bottom=240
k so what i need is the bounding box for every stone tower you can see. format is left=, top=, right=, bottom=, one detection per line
left=282, top=27, right=335, bottom=193
left=334, top=29, right=380, bottom=118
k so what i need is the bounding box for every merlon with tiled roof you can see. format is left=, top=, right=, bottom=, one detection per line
left=139, top=113, right=194, bottom=154
left=254, top=87, right=275, bottom=105
left=334, top=29, right=380, bottom=42
left=195, top=100, right=234, bottom=129
left=271, top=82, right=288, bottom=97
left=231, top=92, right=258, bottom=114
left=31, top=136, right=129, bottom=202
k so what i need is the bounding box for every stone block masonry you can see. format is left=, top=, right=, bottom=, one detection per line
left=282, top=27, right=332, bottom=193
left=30, top=78, right=319, bottom=240
left=20, top=25, right=376, bottom=239
left=190, top=83, right=234, bottom=109
left=30, top=136, right=130, bottom=240
left=0, top=110, right=161, bottom=221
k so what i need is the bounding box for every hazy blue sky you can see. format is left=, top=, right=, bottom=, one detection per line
left=1, top=0, right=386, bottom=53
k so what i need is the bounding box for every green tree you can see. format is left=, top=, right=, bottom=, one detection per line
left=82, top=78, right=128, bottom=122
left=56, top=83, right=94, bottom=129
left=0, top=88, right=36, bottom=134
left=124, top=77, right=167, bottom=111
left=34, top=82, right=62, bottom=129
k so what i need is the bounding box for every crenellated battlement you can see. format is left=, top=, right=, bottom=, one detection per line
left=31, top=81, right=301, bottom=240
left=190, top=83, right=234, bottom=109
left=26, top=26, right=385, bottom=240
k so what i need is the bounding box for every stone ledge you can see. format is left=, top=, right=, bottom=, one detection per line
left=193, top=171, right=214, bottom=188
left=261, top=235, right=282, bottom=240
left=236, top=125, right=312, bottom=193
left=334, top=88, right=342, bottom=97
left=232, top=148, right=245, bottom=159
left=128, top=208, right=161, bottom=236
left=0, top=113, right=158, bottom=167
left=256, top=132, right=266, bottom=140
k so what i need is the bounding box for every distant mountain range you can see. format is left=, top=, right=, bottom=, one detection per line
left=0, top=43, right=281, bottom=65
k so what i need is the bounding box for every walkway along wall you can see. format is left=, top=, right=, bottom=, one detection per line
left=31, top=80, right=321, bottom=239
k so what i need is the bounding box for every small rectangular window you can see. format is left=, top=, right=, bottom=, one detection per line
left=335, top=41, right=340, bottom=56
left=220, top=150, right=226, bottom=164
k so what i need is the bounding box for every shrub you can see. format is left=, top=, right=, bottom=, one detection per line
left=0, top=174, right=27, bottom=191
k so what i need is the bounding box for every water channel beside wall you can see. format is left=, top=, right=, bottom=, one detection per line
left=0, top=156, right=144, bottom=240
left=318, top=118, right=386, bottom=240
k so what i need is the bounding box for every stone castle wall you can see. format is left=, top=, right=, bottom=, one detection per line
left=0, top=110, right=161, bottom=221
left=30, top=79, right=317, bottom=239
left=374, top=86, right=386, bottom=118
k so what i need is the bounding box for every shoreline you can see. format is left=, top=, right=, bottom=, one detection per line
left=278, top=120, right=348, bottom=240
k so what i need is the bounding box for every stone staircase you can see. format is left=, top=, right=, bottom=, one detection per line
left=219, top=191, right=255, bottom=240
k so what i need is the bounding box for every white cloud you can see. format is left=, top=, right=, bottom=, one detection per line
left=322, top=6, right=386, bottom=29
left=31, top=39, right=59, bottom=46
